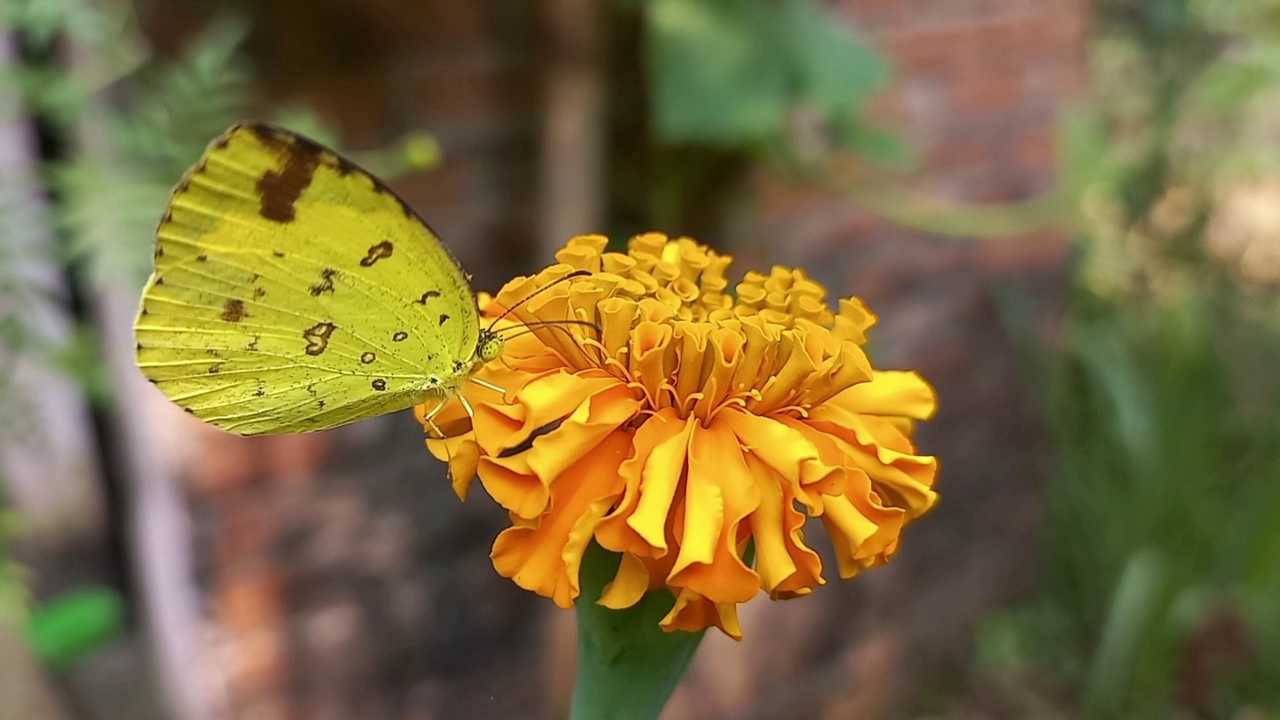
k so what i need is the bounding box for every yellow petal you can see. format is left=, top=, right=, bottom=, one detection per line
left=667, top=420, right=760, bottom=603
left=631, top=321, right=676, bottom=412
left=671, top=324, right=710, bottom=406
left=660, top=588, right=743, bottom=640
left=839, top=370, right=938, bottom=420
left=820, top=489, right=906, bottom=578
left=446, top=439, right=481, bottom=499
left=595, top=410, right=685, bottom=558
left=479, top=378, right=638, bottom=520
left=753, top=332, right=818, bottom=412
left=691, top=327, right=744, bottom=420
left=625, top=413, right=695, bottom=556
left=806, top=406, right=939, bottom=516
left=526, top=380, right=641, bottom=483
left=598, top=552, right=650, bottom=609
left=719, top=409, right=835, bottom=509
left=478, top=452, right=547, bottom=520
left=831, top=297, right=877, bottom=344
left=502, top=371, right=620, bottom=455
left=742, top=452, right=824, bottom=596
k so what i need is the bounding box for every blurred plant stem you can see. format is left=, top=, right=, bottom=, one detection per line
left=1083, top=547, right=1169, bottom=718
left=571, top=542, right=705, bottom=720
left=838, top=178, right=1074, bottom=238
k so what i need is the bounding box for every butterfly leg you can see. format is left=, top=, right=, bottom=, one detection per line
left=457, top=392, right=477, bottom=423
left=421, top=399, right=448, bottom=439
left=422, top=408, right=456, bottom=484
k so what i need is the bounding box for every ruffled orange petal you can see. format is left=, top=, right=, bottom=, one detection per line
left=839, top=370, right=937, bottom=420
left=595, top=408, right=692, bottom=558
left=806, top=403, right=939, bottom=517
left=490, top=430, right=632, bottom=607
left=660, top=588, right=743, bottom=640
left=667, top=419, right=760, bottom=603
left=479, top=373, right=639, bottom=520
left=742, top=452, right=824, bottom=597
left=718, top=409, right=841, bottom=508
left=598, top=551, right=650, bottom=609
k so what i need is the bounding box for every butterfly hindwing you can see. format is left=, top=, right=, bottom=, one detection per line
left=135, top=123, right=480, bottom=434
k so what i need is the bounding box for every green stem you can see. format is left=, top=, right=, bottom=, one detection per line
left=570, top=542, right=706, bottom=720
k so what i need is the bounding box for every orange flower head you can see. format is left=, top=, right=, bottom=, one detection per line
left=415, top=233, right=939, bottom=638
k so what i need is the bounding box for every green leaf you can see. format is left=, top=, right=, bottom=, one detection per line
left=647, top=0, right=789, bottom=144
left=25, top=587, right=124, bottom=671
left=779, top=0, right=885, bottom=115
left=646, top=0, right=891, bottom=160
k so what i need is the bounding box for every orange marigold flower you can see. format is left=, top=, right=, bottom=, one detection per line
left=415, top=233, right=939, bottom=638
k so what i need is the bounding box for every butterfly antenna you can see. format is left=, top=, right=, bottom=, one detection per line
left=493, top=318, right=601, bottom=336
left=486, top=269, right=591, bottom=330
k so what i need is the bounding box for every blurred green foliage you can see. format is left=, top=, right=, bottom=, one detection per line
left=0, top=1, right=267, bottom=641
left=645, top=0, right=895, bottom=161
left=26, top=586, right=124, bottom=670
left=1029, top=296, right=1280, bottom=718
left=975, top=1, right=1280, bottom=717
left=56, top=15, right=258, bottom=289
left=0, top=510, right=31, bottom=626
left=0, top=3, right=261, bottom=399
left=611, top=0, right=898, bottom=237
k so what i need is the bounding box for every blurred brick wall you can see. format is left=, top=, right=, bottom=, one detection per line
left=144, top=0, right=1092, bottom=717
left=253, top=0, right=544, bottom=289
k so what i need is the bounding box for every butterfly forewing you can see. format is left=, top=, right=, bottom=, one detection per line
left=135, top=123, right=480, bottom=434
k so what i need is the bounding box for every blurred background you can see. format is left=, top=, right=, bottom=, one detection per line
left=1, top=0, right=1278, bottom=718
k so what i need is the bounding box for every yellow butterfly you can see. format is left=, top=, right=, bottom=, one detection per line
left=134, top=123, right=508, bottom=436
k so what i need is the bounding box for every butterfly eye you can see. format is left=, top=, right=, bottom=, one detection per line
left=477, top=329, right=505, bottom=362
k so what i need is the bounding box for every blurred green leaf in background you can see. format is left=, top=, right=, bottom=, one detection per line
left=973, top=1, right=1280, bottom=716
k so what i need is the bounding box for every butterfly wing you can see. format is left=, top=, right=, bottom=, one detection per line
left=135, top=123, right=479, bottom=434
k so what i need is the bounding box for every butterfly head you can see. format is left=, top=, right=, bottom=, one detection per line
left=476, top=327, right=505, bottom=363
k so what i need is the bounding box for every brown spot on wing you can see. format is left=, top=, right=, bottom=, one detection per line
left=371, top=378, right=387, bottom=391
left=438, top=313, right=450, bottom=326
left=222, top=298, right=247, bottom=323
left=254, top=287, right=267, bottom=298
left=360, top=351, right=376, bottom=364
left=309, top=268, right=338, bottom=296
left=414, top=290, right=441, bottom=305
left=360, top=240, right=394, bottom=267
left=303, top=322, right=337, bottom=356
left=255, top=134, right=321, bottom=223
left=333, top=157, right=357, bottom=177
left=273, top=250, right=285, bottom=258
left=196, top=253, right=207, bottom=262
left=392, top=331, right=408, bottom=342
